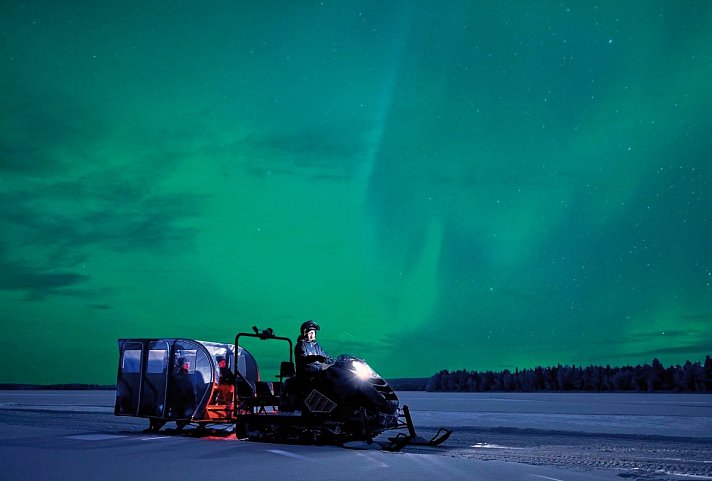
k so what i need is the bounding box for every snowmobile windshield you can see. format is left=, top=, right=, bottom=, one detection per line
left=334, top=355, right=381, bottom=380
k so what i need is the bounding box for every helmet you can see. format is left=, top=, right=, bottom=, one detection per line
left=300, top=320, right=320, bottom=335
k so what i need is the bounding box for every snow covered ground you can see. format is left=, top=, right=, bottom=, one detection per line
left=397, top=392, right=712, bottom=479
left=0, top=390, right=710, bottom=481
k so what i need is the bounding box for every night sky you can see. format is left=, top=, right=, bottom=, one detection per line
left=2, top=1, right=711, bottom=385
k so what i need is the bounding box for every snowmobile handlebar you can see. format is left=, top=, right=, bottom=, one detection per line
left=235, top=327, right=293, bottom=363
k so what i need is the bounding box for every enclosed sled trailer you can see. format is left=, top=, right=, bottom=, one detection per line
left=115, top=338, right=258, bottom=430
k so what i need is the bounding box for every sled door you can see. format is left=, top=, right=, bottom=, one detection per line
left=115, top=341, right=143, bottom=415
left=138, top=341, right=169, bottom=418
left=168, top=340, right=213, bottom=420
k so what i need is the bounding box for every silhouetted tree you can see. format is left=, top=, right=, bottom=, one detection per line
left=425, top=356, right=711, bottom=393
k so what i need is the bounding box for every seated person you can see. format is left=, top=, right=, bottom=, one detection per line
left=216, top=356, right=235, bottom=385
left=177, top=357, right=191, bottom=374
left=294, top=320, right=332, bottom=377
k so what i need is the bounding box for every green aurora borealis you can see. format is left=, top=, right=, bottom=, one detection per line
left=1, top=1, right=711, bottom=384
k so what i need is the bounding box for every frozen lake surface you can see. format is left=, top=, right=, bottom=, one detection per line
left=0, top=390, right=710, bottom=481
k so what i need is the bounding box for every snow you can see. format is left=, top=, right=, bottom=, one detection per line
left=399, top=391, right=712, bottom=437
left=0, top=390, right=710, bottom=481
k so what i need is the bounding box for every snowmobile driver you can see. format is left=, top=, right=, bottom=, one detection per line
left=295, top=320, right=333, bottom=376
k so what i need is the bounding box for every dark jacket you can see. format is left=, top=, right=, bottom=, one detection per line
left=295, top=336, right=332, bottom=375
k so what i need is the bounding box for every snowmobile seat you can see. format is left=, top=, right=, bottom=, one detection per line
left=280, top=361, right=295, bottom=380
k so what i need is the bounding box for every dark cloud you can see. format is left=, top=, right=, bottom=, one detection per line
left=0, top=156, right=206, bottom=299
left=0, top=77, right=208, bottom=301
left=0, top=248, right=89, bottom=300
left=74, top=190, right=203, bottom=253
left=236, top=125, right=370, bottom=181
left=0, top=84, right=104, bottom=178
left=0, top=142, right=61, bottom=176
left=0, top=182, right=202, bottom=254
left=593, top=319, right=712, bottom=363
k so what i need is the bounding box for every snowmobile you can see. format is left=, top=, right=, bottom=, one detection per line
left=232, top=327, right=451, bottom=449
left=114, top=328, right=451, bottom=449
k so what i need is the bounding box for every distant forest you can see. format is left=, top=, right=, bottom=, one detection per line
left=426, top=356, right=712, bottom=393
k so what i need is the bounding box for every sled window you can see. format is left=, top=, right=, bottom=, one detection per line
left=147, top=349, right=168, bottom=373
left=121, top=349, right=141, bottom=373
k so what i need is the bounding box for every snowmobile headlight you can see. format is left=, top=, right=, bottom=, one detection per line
left=351, top=360, right=376, bottom=380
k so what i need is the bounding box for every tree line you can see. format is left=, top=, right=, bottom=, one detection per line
left=426, top=356, right=712, bottom=393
